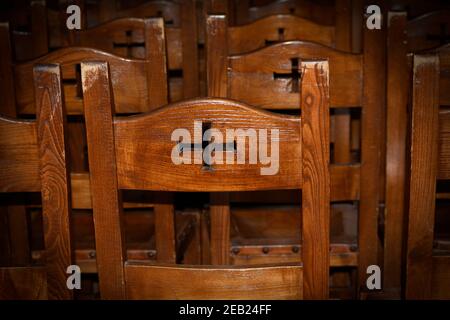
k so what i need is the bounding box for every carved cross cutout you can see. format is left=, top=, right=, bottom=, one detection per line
left=112, top=30, right=144, bottom=58
left=427, top=23, right=450, bottom=45
left=178, top=122, right=236, bottom=170
left=273, top=58, right=301, bottom=93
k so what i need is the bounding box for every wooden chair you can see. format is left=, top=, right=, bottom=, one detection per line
left=81, top=59, right=330, bottom=299
left=206, top=13, right=385, bottom=296
left=406, top=48, right=450, bottom=299
left=0, top=64, right=72, bottom=299
left=91, top=0, right=199, bottom=100
left=384, top=10, right=450, bottom=297
left=0, top=21, right=198, bottom=275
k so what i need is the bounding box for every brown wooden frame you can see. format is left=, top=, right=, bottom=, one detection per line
left=406, top=50, right=450, bottom=299
left=384, top=10, right=450, bottom=297
left=82, top=60, right=330, bottom=299
left=206, top=13, right=384, bottom=296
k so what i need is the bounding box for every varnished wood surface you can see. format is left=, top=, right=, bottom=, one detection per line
left=114, top=99, right=302, bottom=192
left=125, top=262, right=303, bottom=300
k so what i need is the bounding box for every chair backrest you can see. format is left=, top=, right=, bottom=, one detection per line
left=406, top=48, right=450, bottom=299
left=210, top=0, right=336, bottom=26
left=0, top=64, right=72, bottom=299
left=93, top=0, right=199, bottom=100
left=81, top=60, right=330, bottom=299
left=384, top=10, right=450, bottom=295
left=0, top=17, right=167, bottom=116
left=206, top=14, right=384, bottom=294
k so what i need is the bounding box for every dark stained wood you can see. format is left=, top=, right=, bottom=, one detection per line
left=0, top=267, right=47, bottom=300
left=406, top=54, right=440, bottom=299
left=125, top=262, right=303, bottom=299
left=15, top=47, right=166, bottom=115
left=82, top=61, right=126, bottom=299
left=384, top=11, right=410, bottom=297
left=210, top=192, right=231, bottom=264
left=113, top=100, right=301, bottom=191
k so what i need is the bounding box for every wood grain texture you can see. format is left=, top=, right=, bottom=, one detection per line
left=0, top=117, right=40, bottom=192
left=301, top=61, right=330, bottom=299
left=384, top=11, right=409, bottom=296
left=439, top=109, right=450, bottom=179
left=34, top=64, right=73, bottom=300
left=407, top=10, right=450, bottom=51
left=82, top=61, right=126, bottom=299
left=0, top=267, right=47, bottom=300
left=125, top=262, right=303, bottom=299
left=406, top=54, right=440, bottom=299
left=113, top=99, right=301, bottom=191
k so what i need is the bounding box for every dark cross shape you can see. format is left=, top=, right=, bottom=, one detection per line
left=113, top=30, right=144, bottom=58
left=178, top=122, right=236, bottom=170
left=273, top=58, right=301, bottom=93
left=426, top=23, right=450, bottom=45
left=265, top=27, right=285, bottom=46
left=62, top=64, right=83, bottom=99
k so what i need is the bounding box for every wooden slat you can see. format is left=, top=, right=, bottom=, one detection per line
left=228, top=41, right=363, bottom=109
left=154, top=193, right=176, bottom=263
left=206, top=15, right=228, bottom=97
left=358, top=11, right=385, bottom=292
left=384, top=11, right=409, bottom=295
left=227, top=14, right=335, bottom=54
left=301, top=60, right=330, bottom=299
left=125, top=262, right=303, bottom=299
left=113, top=99, right=301, bottom=192
left=82, top=61, right=126, bottom=299
left=34, top=64, right=73, bottom=300
left=406, top=54, right=440, bottom=299
left=0, top=267, right=47, bottom=299
left=14, top=47, right=152, bottom=115
left=438, top=108, right=450, bottom=179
